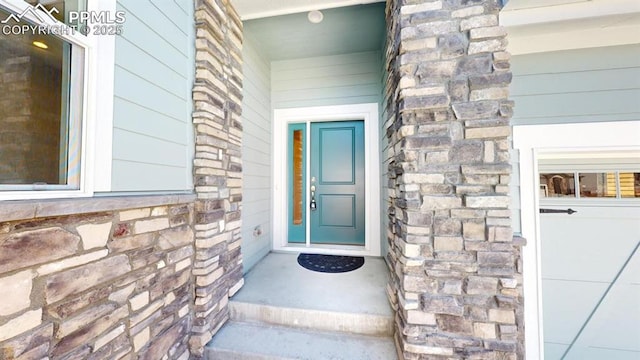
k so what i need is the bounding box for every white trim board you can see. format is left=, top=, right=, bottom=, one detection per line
left=91, top=0, right=117, bottom=191
left=272, top=103, right=381, bottom=257
left=500, top=0, right=640, bottom=55
left=513, top=121, right=640, bottom=359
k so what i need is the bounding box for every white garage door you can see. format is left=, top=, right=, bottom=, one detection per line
left=539, top=162, right=640, bottom=359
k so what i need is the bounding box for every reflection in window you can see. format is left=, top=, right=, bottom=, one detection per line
left=579, top=173, right=616, bottom=198
left=0, top=7, right=79, bottom=186
left=540, top=173, right=576, bottom=198
left=292, top=130, right=303, bottom=225
left=620, top=172, right=640, bottom=198
left=540, top=171, right=640, bottom=199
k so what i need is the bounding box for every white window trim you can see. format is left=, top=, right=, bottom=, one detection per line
left=0, top=0, right=115, bottom=200
left=91, top=0, right=115, bottom=192
left=513, top=120, right=640, bottom=359
left=272, top=103, right=381, bottom=257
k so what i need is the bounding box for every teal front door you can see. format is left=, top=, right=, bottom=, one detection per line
left=287, top=120, right=365, bottom=246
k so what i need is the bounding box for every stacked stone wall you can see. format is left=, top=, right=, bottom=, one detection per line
left=0, top=0, right=245, bottom=359
left=0, top=200, right=195, bottom=359
left=189, top=0, right=244, bottom=356
left=383, top=1, right=525, bottom=358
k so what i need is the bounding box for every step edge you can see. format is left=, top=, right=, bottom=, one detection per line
left=206, top=347, right=292, bottom=360
left=206, top=321, right=398, bottom=360
left=228, top=299, right=394, bottom=318
left=229, top=300, right=394, bottom=320
left=229, top=301, right=394, bottom=336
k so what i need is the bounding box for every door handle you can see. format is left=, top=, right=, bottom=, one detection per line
left=539, top=208, right=577, bottom=214
left=310, top=185, right=317, bottom=211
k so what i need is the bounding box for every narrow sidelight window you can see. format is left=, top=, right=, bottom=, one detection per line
left=292, top=129, right=303, bottom=224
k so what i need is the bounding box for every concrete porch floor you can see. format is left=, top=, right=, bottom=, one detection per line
left=232, top=252, right=393, bottom=317
left=206, top=252, right=397, bottom=359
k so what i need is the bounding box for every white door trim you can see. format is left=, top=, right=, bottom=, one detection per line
left=513, top=120, right=640, bottom=359
left=272, top=103, right=381, bottom=257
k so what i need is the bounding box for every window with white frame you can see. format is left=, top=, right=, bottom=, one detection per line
left=538, top=158, right=640, bottom=200
left=0, top=0, right=100, bottom=198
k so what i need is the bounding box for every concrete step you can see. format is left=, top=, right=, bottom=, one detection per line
left=230, top=300, right=394, bottom=337
left=205, top=321, right=398, bottom=360
left=206, top=253, right=397, bottom=359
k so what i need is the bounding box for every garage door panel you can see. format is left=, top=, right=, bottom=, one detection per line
left=541, top=200, right=640, bottom=358
left=617, top=245, right=640, bottom=284
left=540, top=207, right=640, bottom=283
left=542, top=279, right=608, bottom=344
left=573, top=283, right=640, bottom=353
left=565, top=346, right=640, bottom=360
left=544, top=342, right=569, bottom=360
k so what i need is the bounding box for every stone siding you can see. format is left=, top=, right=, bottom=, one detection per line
left=383, top=0, right=525, bottom=359
left=0, top=200, right=195, bottom=359
left=190, top=0, right=245, bottom=357
left=0, top=0, right=245, bottom=358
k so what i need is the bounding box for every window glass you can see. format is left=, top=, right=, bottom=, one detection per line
left=578, top=172, right=617, bottom=198
left=540, top=173, right=576, bottom=198
left=620, top=172, right=640, bottom=198
left=292, top=130, right=304, bottom=225
left=0, top=7, right=81, bottom=187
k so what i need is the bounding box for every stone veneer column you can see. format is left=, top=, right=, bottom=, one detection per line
left=190, top=0, right=244, bottom=356
left=383, top=1, right=525, bottom=359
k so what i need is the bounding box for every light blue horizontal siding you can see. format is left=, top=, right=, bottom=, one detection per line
left=272, top=51, right=382, bottom=109
left=113, top=67, right=187, bottom=121
left=241, top=36, right=272, bottom=273
left=111, top=161, right=190, bottom=191
left=112, top=128, right=186, bottom=166
left=111, top=0, right=194, bottom=192
left=511, top=44, right=640, bottom=125
left=379, top=49, right=390, bottom=257
left=113, top=98, right=187, bottom=144
left=510, top=44, right=640, bottom=234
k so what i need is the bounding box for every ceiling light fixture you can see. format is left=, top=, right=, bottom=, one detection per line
left=308, top=10, right=323, bottom=24
left=32, top=41, right=48, bottom=49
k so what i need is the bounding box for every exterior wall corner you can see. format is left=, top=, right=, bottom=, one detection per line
left=383, top=0, right=525, bottom=358
left=189, top=0, right=245, bottom=356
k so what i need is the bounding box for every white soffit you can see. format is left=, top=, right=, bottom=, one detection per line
left=501, top=0, right=640, bottom=54
left=231, top=0, right=385, bottom=20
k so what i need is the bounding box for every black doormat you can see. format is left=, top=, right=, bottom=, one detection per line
left=297, top=253, right=365, bottom=273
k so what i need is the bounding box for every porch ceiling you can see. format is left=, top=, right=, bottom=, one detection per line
left=230, top=0, right=385, bottom=20
left=242, top=2, right=386, bottom=61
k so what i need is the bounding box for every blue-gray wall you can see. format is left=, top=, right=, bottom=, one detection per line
left=111, top=0, right=195, bottom=192
left=240, top=36, right=272, bottom=273
left=271, top=51, right=382, bottom=109
left=510, top=44, right=640, bottom=234
left=511, top=44, right=640, bottom=126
